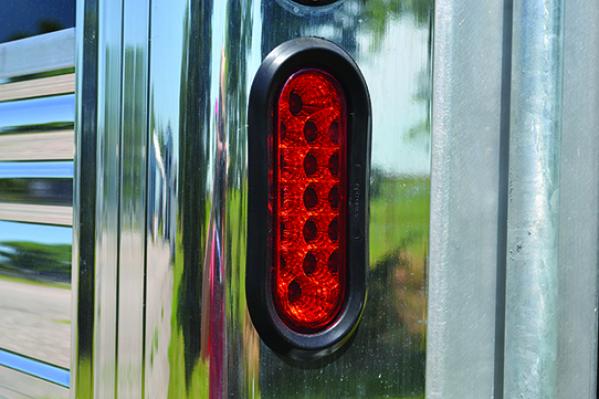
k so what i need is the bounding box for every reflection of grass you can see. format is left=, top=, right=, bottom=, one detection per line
left=0, top=240, right=71, bottom=284
left=165, top=232, right=209, bottom=398
left=53, top=319, right=71, bottom=325
left=370, top=176, right=430, bottom=266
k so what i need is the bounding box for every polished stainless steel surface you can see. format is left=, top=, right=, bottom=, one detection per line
left=90, top=0, right=124, bottom=397
left=0, top=29, right=75, bottom=80
left=117, top=0, right=150, bottom=397
left=504, top=1, right=564, bottom=398
left=72, top=0, right=99, bottom=394
left=0, top=22, right=75, bottom=393
left=142, top=0, right=431, bottom=398
left=427, top=1, right=509, bottom=397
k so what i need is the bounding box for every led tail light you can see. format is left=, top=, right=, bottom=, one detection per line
left=247, top=38, right=371, bottom=360
left=275, top=69, right=347, bottom=332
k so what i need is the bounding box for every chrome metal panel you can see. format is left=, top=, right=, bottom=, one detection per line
left=72, top=0, right=99, bottom=395
left=117, top=0, right=150, bottom=397
left=427, top=1, right=509, bottom=398
left=0, top=365, right=68, bottom=399
left=0, top=29, right=75, bottom=80
left=0, top=221, right=71, bottom=368
left=503, top=0, right=564, bottom=397
left=555, top=0, right=599, bottom=397
left=91, top=0, right=124, bottom=397
left=144, top=1, right=203, bottom=396
left=145, top=1, right=431, bottom=398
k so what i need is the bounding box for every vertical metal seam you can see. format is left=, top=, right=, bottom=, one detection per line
left=114, top=0, right=127, bottom=396
left=141, top=0, right=153, bottom=397
left=493, top=0, right=514, bottom=397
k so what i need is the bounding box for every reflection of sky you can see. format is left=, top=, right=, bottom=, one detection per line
left=358, top=18, right=431, bottom=176
left=150, top=0, right=185, bottom=158
left=0, top=349, right=70, bottom=387
left=0, top=0, right=75, bottom=43
left=0, top=161, right=73, bottom=179
left=0, top=221, right=71, bottom=245
left=0, top=95, right=75, bottom=131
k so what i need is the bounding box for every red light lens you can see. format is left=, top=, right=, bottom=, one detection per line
left=273, top=69, right=347, bottom=332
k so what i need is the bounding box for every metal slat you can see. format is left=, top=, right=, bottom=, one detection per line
left=0, top=94, right=74, bottom=134
left=0, top=162, right=74, bottom=225
left=0, top=73, right=75, bottom=102
left=0, top=130, right=74, bottom=161
left=0, top=203, right=72, bottom=226
left=0, top=29, right=75, bottom=80
left=0, top=366, right=68, bottom=399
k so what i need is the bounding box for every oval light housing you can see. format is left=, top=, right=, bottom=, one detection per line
left=247, top=38, right=371, bottom=361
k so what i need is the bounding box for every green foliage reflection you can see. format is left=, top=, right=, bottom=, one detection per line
left=0, top=241, right=71, bottom=283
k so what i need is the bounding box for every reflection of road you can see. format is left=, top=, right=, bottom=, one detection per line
left=0, top=278, right=70, bottom=369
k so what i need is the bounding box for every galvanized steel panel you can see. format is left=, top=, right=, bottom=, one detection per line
left=427, top=1, right=509, bottom=398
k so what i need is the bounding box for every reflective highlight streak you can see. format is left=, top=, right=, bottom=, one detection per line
left=0, top=349, right=70, bottom=388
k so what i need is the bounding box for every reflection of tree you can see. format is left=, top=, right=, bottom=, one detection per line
left=7, top=19, right=65, bottom=42
left=0, top=179, right=72, bottom=206
left=38, top=20, right=64, bottom=34
left=0, top=241, right=71, bottom=283
left=261, top=0, right=430, bottom=55
left=346, top=244, right=426, bottom=396
left=360, top=0, right=430, bottom=49
left=165, top=0, right=214, bottom=395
